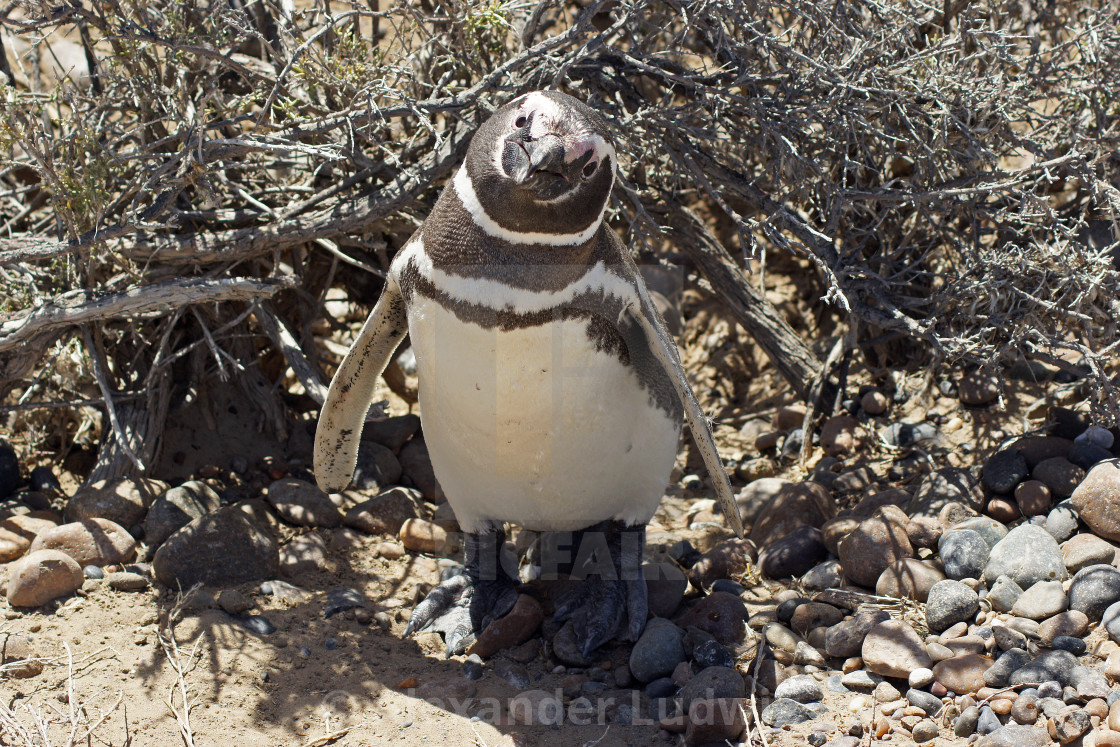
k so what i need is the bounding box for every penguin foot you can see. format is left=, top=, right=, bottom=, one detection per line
left=552, top=521, right=648, bottom=658
left=403, top=528, right=518, bottom=656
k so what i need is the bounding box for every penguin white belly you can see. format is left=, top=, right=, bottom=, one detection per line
left=408, top=296, right=680, bottom=533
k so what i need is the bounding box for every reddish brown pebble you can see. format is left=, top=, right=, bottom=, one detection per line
left=396, top=677, right=418, bottom=689
left=861, top=390, right=888, bottom=416
left=1015, top=480, right=1052, bottom=517
left=990, top=698, right=1013, bottom=715
left=467, top=594, right=544, bottom=659
left=930, top=682, right=948, bottom=697
left=986, top=497, right=1020, bottom=523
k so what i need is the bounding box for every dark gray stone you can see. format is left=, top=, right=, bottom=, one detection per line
left=925, top=579, right=980, bottom=632
left=976, top=705, right=1000, bottom=735
left=759, top=524, right=828, bottom=578
left=1050, top=636, right=1086, bottom=655
left=242, top=615, right=276, bottom=635
left=1008, top=649, right=1078, bottom=687
left=1044, top=503, right=1079, bottom=542
left=955, top=705, right=980, bottom=737
left=774, top=675, right=823, bottom=703
left=1068, top=563, right=1120, bottom=620
left=939, top=529, right=990, bottom=580
left=983, top=449, right=1029, bottom=495
left=144, top=480, right=222, bottom=548
left=1069, top=440, right=1112, bottom=470
left=628, top=618, right=686, bottom=683
left=987, top=576, right=1025, bottom=612
left=361, top=414, right=421, bottom=452
left=905, top=688, right=943, bottom=716
left=678, top=666, right=745, bottom=710
left=152, top=506, right=279, bottom=588
left=351, top=441, right=403, bottom=491
left=0, top=440, right=20, bottom=500
left=761, top=698, right=814, bottom=727
left=984, top=648, right=1031, bottom=688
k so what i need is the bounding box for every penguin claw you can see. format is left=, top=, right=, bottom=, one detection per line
left=405, top=572, right=518, bottom=657
left=554, top=575, right=649, bottom=657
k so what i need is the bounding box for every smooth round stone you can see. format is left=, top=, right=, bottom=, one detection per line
left=948, top=517, right=1008, bottom=549
left=709, top=578, right=746, bottom=597
left=1069, top=441, right=1113, bottom=470
left=987, top=498, right=1020, bottom=523
left=761, top=698, right=814, bottom=727
left=862, top=620, right=932, bottom=678
left=789, top=602, right=844, bottom=635
left=982, top=724, right=1053, bottom=747
left=939, top=529, right=990, bottom=580
left=960, top=370, right=999, bottom=406
left=909, top=667, right=935, bottom=689
left=1015, top=480, right=1052, bottom=517
left=955, top=705, right=980, bottom=736
left=774, top=674, right=824, bottom=703
left=926, top=579, right=980, bottom=632
left=841, top=669, right=883, bottom=690
left=82, top=565, right=104, bottom=580
left=824, top=610, right=892, bottom=659
left=1078, top=425, right=1115, bottom=449
left=838, top=510, right=914, bottom=587
left=983, top=524, right=1068, bottom=588
left=912, top=718, right=939, bottom=742
left=988, top=575, right=1026, bottom=612
left=1010, top=693, right=1039, bottom=724
left=984, top=648, right=1031, bottom=688
left=759, top=524, right=828, bottom=578
left=1044, top=503, right=1079, bottom=542
left=1009, top=650, right=1078, bottom=687
left=1011, top=581, right=1068, bottom=620
left=984, top=449, right=1029, bottom=495
left=976, top=704, right=1001, bottom=734
left=1068, top=564, right=1120, bottom=620
left=1061, top=533, right=1117, bottom=574
left=764, top=623, right=803, bottom=654
left=802, top=559, right=844, bottom=590
left=679, top=666, right=745, bottom=711
left=876, top=558, right=945, bottom=601
left=992, top=625, right=1028, bottom=651
left=932, top=653, right=992, bottom=694
left=1039, top=610, right=1090, bottom=644
left=1032, top=457, right=1086, bottom=500
left=629, top=618, right=686, bottom=683
left=1103, top=601, right=1120, bottom=644
left=906, top=688, right=943, bottom=716
left=826, top=674, right=849, bottom=693
left=645, top=678, right=678, bottom=698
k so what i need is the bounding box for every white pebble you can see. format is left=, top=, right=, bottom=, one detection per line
left=909, top=667, right=935, bottom=689
left=880, top=698, right=907, bottom=715
left=849, top=695, right=871, bottom=712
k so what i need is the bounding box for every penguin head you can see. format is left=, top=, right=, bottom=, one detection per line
left=458, top=90, right=617, bottom=241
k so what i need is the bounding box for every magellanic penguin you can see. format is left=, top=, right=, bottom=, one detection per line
left=315, top=90, right=743, bottom=658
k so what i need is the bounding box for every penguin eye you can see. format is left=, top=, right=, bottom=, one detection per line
left=514, top=115, right=528, bottom=128
left=582, top=161, right=598, bottom=179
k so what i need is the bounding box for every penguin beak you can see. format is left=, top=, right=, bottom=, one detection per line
left=509, top=135, right=567, bottom=185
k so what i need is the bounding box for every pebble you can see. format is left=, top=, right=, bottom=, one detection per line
left=1011, top=580, right=1068, bottom=620
left=984, top=648, right=1031, bottom=688
left=956, top=705, right=980, bottom=736
left=690, top=637, right=735, bottom=670
left=0, top=632, right=43, bottom=678
left=881, top=422, right=942, bottom=450
left=821, top=415, right=860, bottom=456
left=735, top=478, right=793, bottom=525
left=1038, top=610, right=1089, bottom=644
left=1071, top=665, right=1111, bottom=700
left=363, top=413, right=422, bottom=451
left=144, top=481, right=222, bottom=548
left=678, top=666, right=745, bottom=710
left=675, top=592, right=749, bottom=645
left=106, top=571, right=148, bottom=591
left=279, top=533, right=329, bottom=576
left=28, top=518, right=136, bottom=567
left=1070, top=459, right=1120, bottom=541
left=774, top=674, right=823, bottom=703
left=351, top=440, right=403, bottom=493
left=344, top=487, right=423, bottom=535
left=983, top=524, right=1068, bottom=587
left=761, top=698, right=815, bottom=727
left=685, top=698, right=747, bottom=744
left=709, top=578, right=745, bottom=597
left=1032, top=457, right=1086, bottom=500
left=909, top=667, right=935, bottom=688
left=152, top=506, right=279, bottom=588
left=65, top=477, right=164, bottom=528
left=939, top=529, right=990, bottom=580
left=824, top=610, right=891, bottom=658
left=6, top=549, right=84, bottom=606
left=1045, top=503, right=1080, bottom=542
left=1062, top=533, right=1117, bottom=574
left=948, top=516, right=1008, bottom=549
left=629, top=618, right=686, bottom=683
left=1050, top=636, right=1086, bottom=655
left=748, top=482, right=835, bottom=547
left=802, top=560, right=844, bottom=590
left=509, top=689, right=564, bottom=726
left=960, top=370, right=999, bottom=405
left=398, top=518, right=447, bottom=554
left=925, top=579, right=980, bottom=632
left=906, top=688, right=943, bottom=716
left=1049, top=706, right=1091, bottom=743
left=862, top=390, right=888, bottom=415
left=876, top=558, right=945, bottom=601
left=821, top=517, right=860, bottom=555
left=469, top=594, right=543, bottom=659
left=462, top=655, right=483, bottom=680
left=1011, top=693, right=1039, bottom=724
left=789, top=602, right=844, bottom=635
left=1104, top=601, right=1120, bottom=644
left=987, top=498, right=1020, bottom=523
left=840, top=669, right=882, bottom=690
left=1078, top=425, right=1115, bottom=449
left=494, top=660, right=531, bottom=689
left=759, top=525, right=827, bottom=578
left=977, top=704, right=1001, bottom=734
left=688, top=537, right=758, bottom=587
left=912, top=718, right=939, bottom=742
left=837, top=509, right=914, bottom=587
left=242, top=615, right=276, bottom=635
left=980, top=724, right=1052, bottom=747
left=1015, top=480, right=1052, bottom=517
left=1068, top=564, right=1120, bottom=620
left=988, top=575, right=1026, bottom=612
left=1009, top=650, right=1078, bottom=687
left=1069, top=441, right=1113, bottom=470
left=933, top=653, right=992, bottom=694
left=983, top=449, right=1029, bottom=495
left=862, top=619, right=932, bottom=678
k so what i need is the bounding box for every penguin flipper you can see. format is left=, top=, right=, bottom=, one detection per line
left=625, top=276, right=745, bottom=537
left=314, top=278, right=409, bottom=493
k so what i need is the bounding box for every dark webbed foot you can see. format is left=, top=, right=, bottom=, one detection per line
left=404, top=529, right=518, bottom=656
left=552, top=521, right=648, bottom=658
